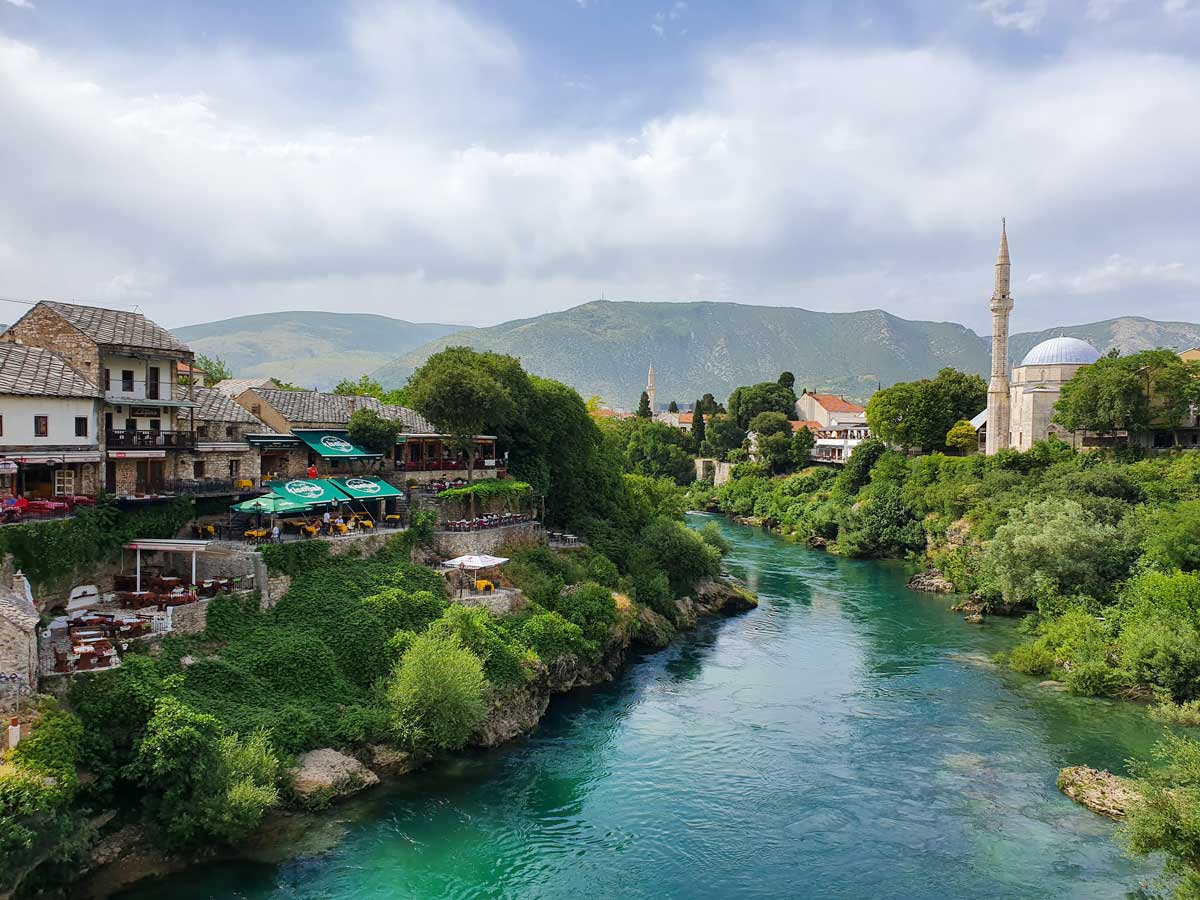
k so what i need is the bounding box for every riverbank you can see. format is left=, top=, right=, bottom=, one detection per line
left=107, top=515, right=1165, bottom=900
left=74, top=575, right=757, bottom=898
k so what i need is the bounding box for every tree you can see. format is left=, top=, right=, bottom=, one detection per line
left=1125, top=733, right=1200, bottom=897
left=638, top=391, right=652, bottom=418
left=347, top=408, right=400, bottom=455
left=696, top=393, right=724, bottom=415
left=667, top=400, right=679, bottom=414
left=700, top=414, right=746, bottom=460
left=691, top=399, right=707, bottom=453
left=750, top=411, right=792, bottom=473
left=778, top=371, right=795, bottom=392
left=407, top=348, right=515, bottom=488
left=727, top=382, right=796, bottom=429
left=945, top=419, right=978, bottom=454
left=195, top=353, right=232, bottom=387
left=386, top=633, right=487, bottom=753
left=623, top=420, right=696, bottom=484
left=333, top=375, right=385, bottom=398
left=866, top=368, right=986, bottom=452
left=789, top=425, right=815, bottom=467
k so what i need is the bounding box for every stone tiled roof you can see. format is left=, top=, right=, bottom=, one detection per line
left=191, top=386, right=265, bottom=425
left=0, top=343, right=100, bottom=398
left=254, top=389, right=437, bottom=433
left=211, top=378, right=278, bottom=398
left=807, top=393, right=865, bottom=415
left=41, top=301, right=192, bottom=355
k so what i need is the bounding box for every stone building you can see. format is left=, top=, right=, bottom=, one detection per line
left=976, top=225, right=1104, bottom=453
left=794, top=392, right=869, bottom=465
left=2, top=301, right=197, bottom=496
left=0, top=343, right=104, bottom=498
left=173, top=387, right=266, bottom=489
left=232, top=387, right=500, bottom=484
left=0, top=556, right=39, bottom=690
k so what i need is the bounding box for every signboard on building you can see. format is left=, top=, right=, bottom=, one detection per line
left=131, top=406, right=162, bottom=418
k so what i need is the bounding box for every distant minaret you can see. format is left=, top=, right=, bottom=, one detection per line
left=646, top=365, right=656, bottom=412
left=985, top=220, right=1013, bottom=455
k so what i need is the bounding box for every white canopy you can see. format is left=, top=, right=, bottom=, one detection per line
left=442, top=554, right=509, bottom=570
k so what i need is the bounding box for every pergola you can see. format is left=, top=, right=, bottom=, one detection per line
left=122, top=538, right=213, bottom=591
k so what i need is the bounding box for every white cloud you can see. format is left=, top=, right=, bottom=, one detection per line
left=1, top=0, right=34, bottom=8
left=1, top=4, right=1199, bottom=332
left=1086, top=0, right=1132, bottom=21
left=976, top=0, right=1048, bottom=32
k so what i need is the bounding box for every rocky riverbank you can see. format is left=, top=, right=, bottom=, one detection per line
left=75, top=575, right=757, bottom=898
left=1057, top=766, right=1141, bottom=819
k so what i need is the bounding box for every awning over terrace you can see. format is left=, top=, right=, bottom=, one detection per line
left=293, top=430, right=380, bottom=459
left=332, top=476, right=404, bottom=500
left=265, top=478, right=347, bottom=506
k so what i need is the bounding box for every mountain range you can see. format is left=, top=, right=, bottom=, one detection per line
left=172, top=311, right=465, bottom=391
left=170, top=302, right=1200, bottom=406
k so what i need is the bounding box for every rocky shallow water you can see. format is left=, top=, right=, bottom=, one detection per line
left=112, top=514, right=1167, bottom=899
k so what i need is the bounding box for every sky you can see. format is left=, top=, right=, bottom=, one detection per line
left=1, top=0, right=1198, bottom=335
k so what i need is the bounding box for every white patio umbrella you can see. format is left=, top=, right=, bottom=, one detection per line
left=442, top=554, right=509, bottom=569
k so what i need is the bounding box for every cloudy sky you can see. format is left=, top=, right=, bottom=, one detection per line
left=1, top=0, right=1198, bottom=334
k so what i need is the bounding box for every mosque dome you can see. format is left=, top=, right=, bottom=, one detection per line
left=1019, top=336, right=1102, bottom=367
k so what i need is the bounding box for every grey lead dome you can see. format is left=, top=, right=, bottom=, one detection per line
left=1019, top=336, right=1102, bottom=367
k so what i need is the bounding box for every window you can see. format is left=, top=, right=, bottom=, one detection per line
left=104, top=412, right=113, bottom=432
left=125, top=418, right=137, bottom=432
left=251, top=404, right=261, bottom=414
left=54, top=468, right=75, bottom=496
left=193, top=461, right=206, bottom=479
left=121, top=370, right=134, bottom=392
left=0, top=415, right=3, bottom=436
left=226, top=425, right=236, bottom=438
left=33, top=415, right=48, bottom=437
left=103, top=369, right=111, bottom=391
left=148, top=366, right=160, bottom=400
left=74, top=417, right=88, bottom=437
left=149, top=419, right=161, bottom=432
left=229, top=459, right=240, bottom=478
left=197, top=425, right=209, bottom=438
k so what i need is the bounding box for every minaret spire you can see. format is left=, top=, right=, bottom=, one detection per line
left=985, top=219, right=1014, bottom=455
left=646, top=364, right=656, bottom=413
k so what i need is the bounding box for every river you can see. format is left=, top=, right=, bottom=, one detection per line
left=115, top=514, right=1166, bottom=900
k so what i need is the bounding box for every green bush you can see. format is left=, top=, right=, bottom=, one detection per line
left=1126, top=734, right=1200, bottom=896
left=698, top=521, right=731, bottom=556
left=1119, top=620, right=1200, bottom=702
left=363, top=588, right=448, bottom=634
left=11, top=701, right=83, bottom=789
left=427, top=605, right=528, bottom=687
left=542, top=581, right=617, bottom=646
left=1007, top=644, right=1056, bottom=677
left=520, top=611, right=591, bottom=661
left=386, top=633, right=488, bottom=753
left=1065, top=660, right=1120, bottom=697
left=1150, top=699, right=1200, bottom=727
left=260, top=540, right=330, bottom=576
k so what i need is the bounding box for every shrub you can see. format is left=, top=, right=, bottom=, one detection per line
left=1065, top=660, right=1119, bottom=697
left=545, top=581, right=618, bottom=646
left=11, top=701, right=83, bottom=789
left=363, top=588, right=448, bottom=635
left=427, top=605, right=528, bottom=688
left=1007, top=644, right=1056, bottom=677
left=386, top=633, right=488, bottom=753
left=259, top=539, right=330, bottom=576
left=1150, top=699, right=1200, bottom=728
left=697, top=521, right=731, bottom=556
left=1119, top=620, right=1200, bottom=702
left=1125, top=734, right=1200, bottom=895
left=520, top=611, right=591, bottom=661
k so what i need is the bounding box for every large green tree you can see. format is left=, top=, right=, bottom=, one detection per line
left=866, top=368, right=986, bottom=452
left=691, top=399, right=707, bottom=453
left=696, top=393, right=724, bottom=416
left=195, top=353, right=232, bottom=387
left=789, top=425, right=815, bottom=467
left=347, top=408, right=400, bottom=455
left=700, top=414, right=746, bottom=460
left=637, top=391, right=652, bottom=418
left=749, top=411, right=792, bottom=473
left=622, top=420, right=696, bottom=485
left=727, top=381, right=796, bottom=430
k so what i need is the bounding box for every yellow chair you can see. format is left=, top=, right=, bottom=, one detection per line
left=235, top=479, right=254, bottom=491
left=475, top=579, right=495, bottom=593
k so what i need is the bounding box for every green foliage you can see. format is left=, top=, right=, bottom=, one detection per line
left=1056, top=349, right=1200, bottom=437
left=1126, top=733, right=1200, bottom=897
left=347, top=408, right=401, bottom=454
left=541, top=581, right=618, bottom=647
left=131, top=697, right=280, bottom=850
left=259, top=539, right=330, bottom=576
left=789, top=426, right=815, bottom=467
left=1118, top=619, right=1200, bottom=702
left=1142, top=500, right=1200, bottom=572
left=637, top=391, right=652, bottom=418
left=701, top=413, right=746, bottom=461
left=727, top=382, right=795, bottom=430
left=520, top=612, right=590, bottom=661
left=437, top=479, right=531, bottom=505
left=386, top=633, right=488, bottom=753
left=1006, top=644, right=1056, bottom=676
left=427, top=605, right=528, bottom=687
left=616, top=420, right=696, bottom=484
left=634, top=518, right=722, bottom=598
left=1150, top=699, right=1200, bottom=727
left=866, top=368, right=986, bottom=452
left=698, top=521, right=731, bottom=556
left=332, top=375, right=386, bottom=398
left=195, top=353, right=232, bottom=386
left=691, top=400, right=707, bottom=451
left=363, top=588, right=448, bottom=635
left=945, top=419, right=978, bottom=453
left=778, top=371, right=795, bottom=391
left=0, top=499, right=193, bottom=591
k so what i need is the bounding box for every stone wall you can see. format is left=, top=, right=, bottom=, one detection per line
left=170, top=598, right=210, bottom=636
left=1, top=304, right=103, bottom=387
left=432, top=522, right=542, bottom=558
left=174, top=447, right=262, bottom=483
left=694, top=458, right=733, bottom=486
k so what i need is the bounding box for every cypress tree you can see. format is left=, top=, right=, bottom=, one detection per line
left=637, top=391, right=652, bottom=418
left=692, top=399, right=707, bottom=453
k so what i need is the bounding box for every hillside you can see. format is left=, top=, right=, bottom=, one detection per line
left=371, top=301, right=994, bottom=405
left=371, top=304, right=1200, bottom=406
left=172, top=311, right=465, bottom=390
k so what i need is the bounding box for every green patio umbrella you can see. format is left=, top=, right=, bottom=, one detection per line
left=231, top=493, right=313, bottom=515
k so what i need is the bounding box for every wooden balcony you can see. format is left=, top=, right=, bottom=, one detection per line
left=105, top=429, right=195, bottom=450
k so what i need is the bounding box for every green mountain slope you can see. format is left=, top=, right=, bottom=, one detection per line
left=371, top=300, right=991, bottom=405
left=372, top=302, right=1200, bottom=406
left=1007, top=316, right=1200, bottom=366
left=172, top=311, right=465, bottom=390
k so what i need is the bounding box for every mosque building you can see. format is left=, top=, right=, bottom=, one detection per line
left=976, top=222, right=1103, bottom=454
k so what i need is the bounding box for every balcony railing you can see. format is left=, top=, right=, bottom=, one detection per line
left=106, top=429, right=196, bottom=450
left=398, top=459, right=499, bottom=472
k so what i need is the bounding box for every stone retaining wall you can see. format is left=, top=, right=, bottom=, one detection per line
left=432, top=522, right=542, bottom=558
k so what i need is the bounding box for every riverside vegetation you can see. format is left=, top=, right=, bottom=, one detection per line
left=0, top=348, right=749, bottom=898
left=697, top=353, right=1200, bottom=898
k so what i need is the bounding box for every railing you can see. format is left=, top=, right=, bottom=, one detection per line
left=106, top=429, right=196, bottom=449
left=399, top=459, right=499, bottom=472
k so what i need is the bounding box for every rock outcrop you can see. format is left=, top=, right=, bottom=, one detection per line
left=288, top=749, right=380, bottom=808
left=1057, top=766, right=1140, bottom=819
left=908, top=571, right=956, bottom=593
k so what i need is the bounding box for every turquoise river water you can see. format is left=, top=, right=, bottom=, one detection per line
left=117, top=514, right=1168, bottom=900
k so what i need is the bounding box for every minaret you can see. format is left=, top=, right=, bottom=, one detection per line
left=646, top=365, right=656, bottom=413
left=985, top=220, right=1013, bottom=455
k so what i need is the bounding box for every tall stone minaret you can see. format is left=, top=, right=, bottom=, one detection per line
left=646, top=365, right=656, bottom=413
left=985, top=220, right=1013, bottom=455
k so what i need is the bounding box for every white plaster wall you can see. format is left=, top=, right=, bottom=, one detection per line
left=0, top=396, right=100, bottom=447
